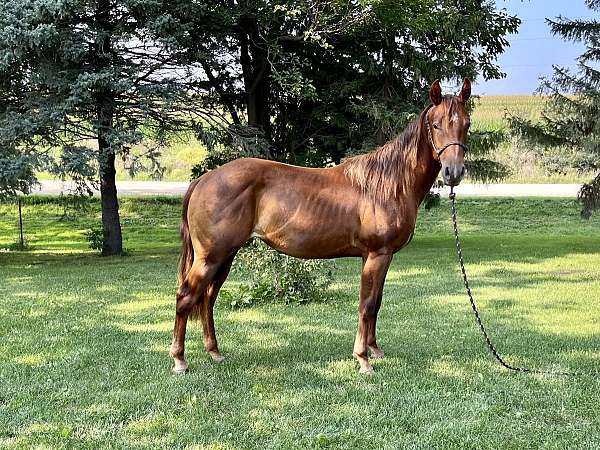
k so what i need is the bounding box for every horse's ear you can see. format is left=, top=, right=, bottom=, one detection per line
left=429, top=79, right=442, bottom=105
left=459, top=78, right=471, bottom=103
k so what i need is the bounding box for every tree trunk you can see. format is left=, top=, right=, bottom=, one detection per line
left=376, top=33, right=395, bottom=146
left=99, top=150, right=122, bottom=256
left=239, top=16, right=272, bottom=139
left=97, top=99, right=123, bottom=256
left=96, top=0, right=122, bottom=256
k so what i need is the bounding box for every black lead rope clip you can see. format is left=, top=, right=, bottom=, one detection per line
left=449, top=185, right=456, bottom=200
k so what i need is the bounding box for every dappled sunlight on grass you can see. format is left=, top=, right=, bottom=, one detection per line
left=14, top=354, right=47, bottom=366
left=227, top=308, right=277, bottom=324
left=321, top=358, right=358, bottom=377
left=125, top=415, right=169, bottom=436
left=115, top=321, right=173, bottom=334
left=244, top=331, right=288, bottom=351
left=110, top=295, right=171, bottom=316
left=386, top=266, right=431, bottom=281
left=429, top=358, right=468, bottom=380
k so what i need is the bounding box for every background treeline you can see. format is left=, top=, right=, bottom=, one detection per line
left=9, top=0, right=598, bottom=255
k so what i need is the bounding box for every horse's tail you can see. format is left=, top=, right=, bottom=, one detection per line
left=178, top=178, right=200, bottom=286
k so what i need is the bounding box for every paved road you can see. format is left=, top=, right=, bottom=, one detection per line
left=33, top=180, right=581, bottom=197
left=439, top=183, right=580, bottom=198
left=34, top=180, right=191, bottom=196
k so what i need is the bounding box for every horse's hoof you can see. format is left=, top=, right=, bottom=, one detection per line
left=359, top=366, right=375, bottom=375
left=172, top=360, right=189, bottom=375
left=209, top=351, right=225, bottom=363
left=370, top=349, right=384, bottom=359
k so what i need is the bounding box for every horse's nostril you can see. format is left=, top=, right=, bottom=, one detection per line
left=445, top=166, right=450, bottom=177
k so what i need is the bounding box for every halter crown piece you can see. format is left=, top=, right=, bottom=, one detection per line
left=425, top=104, right=469, bottom=158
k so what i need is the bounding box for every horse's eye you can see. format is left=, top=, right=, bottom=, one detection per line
left=433, top=123, right=440, bottom=130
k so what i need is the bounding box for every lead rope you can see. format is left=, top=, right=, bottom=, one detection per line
left=449, top=187, right=578, bottom=376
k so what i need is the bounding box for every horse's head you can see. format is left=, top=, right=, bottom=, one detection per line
left=426, top=79, right=471, bottom=186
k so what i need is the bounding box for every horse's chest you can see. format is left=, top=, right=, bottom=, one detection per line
left=388, top=220, right=416, bottom=251
left=358, top=207, right=417, bottom=252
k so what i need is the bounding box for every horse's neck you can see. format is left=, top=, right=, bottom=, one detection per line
left=404, top=138, right=440, bottom=208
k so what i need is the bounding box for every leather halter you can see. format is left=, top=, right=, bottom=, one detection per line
left=424, top=104, right=469, bottom=158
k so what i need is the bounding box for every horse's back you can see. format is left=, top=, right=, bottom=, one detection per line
left=190, top=157, right=350, bottom=204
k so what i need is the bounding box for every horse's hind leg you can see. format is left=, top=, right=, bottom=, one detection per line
left=200, top=253, right=236, bottom=362
left=170, top=259, right=219, bottom=374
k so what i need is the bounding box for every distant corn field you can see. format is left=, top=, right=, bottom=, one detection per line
left=472, top=95, right=546, bottom=131
left=471, top=95, right=592, bottom=184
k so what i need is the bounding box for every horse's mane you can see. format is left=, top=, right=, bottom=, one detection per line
left=341, top=107, right=429, bottom=203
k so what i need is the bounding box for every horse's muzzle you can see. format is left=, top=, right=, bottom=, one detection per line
left=442, top=163, right=466, bottom=186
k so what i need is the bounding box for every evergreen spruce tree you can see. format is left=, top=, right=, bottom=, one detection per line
left=0, top=0, right=199, bottom=254
left=509, top=0, right=600, bottom=218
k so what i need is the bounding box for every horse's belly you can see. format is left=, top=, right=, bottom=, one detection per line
left=256, top=230, right=362, bottom=259
left=254, top=206, right=362, bottom=258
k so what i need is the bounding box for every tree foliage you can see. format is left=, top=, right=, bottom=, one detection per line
left=181, top=0, right=518, bottom=172
left=509, top=0, right=600, bottom=218
left=1, top=0, right=520, bottom=252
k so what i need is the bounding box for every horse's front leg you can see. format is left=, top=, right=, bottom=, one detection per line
left=353, top=251, right=392, bottom=375
left=367, top=289, right=385, bottom=359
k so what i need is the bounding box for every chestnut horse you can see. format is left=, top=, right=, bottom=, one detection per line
left=171, top=79, right=471, bottom=375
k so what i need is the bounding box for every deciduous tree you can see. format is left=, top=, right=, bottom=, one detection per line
left=184, top=0, right=519, bottom=180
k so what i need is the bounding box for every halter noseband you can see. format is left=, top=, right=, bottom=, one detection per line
left=425, top=105, right=469, bottom=158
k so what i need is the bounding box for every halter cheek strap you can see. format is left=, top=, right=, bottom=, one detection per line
left=425, top=106, right=469, bottom=158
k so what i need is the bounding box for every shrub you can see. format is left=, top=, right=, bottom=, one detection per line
left=423, top=180, right=445, bottom=209
left=84, top=226, right=104, bottom=251
left=221, top=240, right=334, bottom=308
left=5, top=239, right=28, bottom=251
left=423, top=191, right=441, bottom=209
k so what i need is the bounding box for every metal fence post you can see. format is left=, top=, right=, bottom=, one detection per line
left=18, top=198, right=24, bottom=248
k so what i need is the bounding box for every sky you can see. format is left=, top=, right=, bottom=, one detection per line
left=475, top=0, right=593, bottom=95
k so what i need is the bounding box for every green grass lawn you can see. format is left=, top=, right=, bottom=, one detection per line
left=1, top=197, right=600, bottom=449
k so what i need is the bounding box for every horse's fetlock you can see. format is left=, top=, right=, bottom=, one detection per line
left=204, top=340, right=218, bottom=353
left=170, top=343, right=183, bottom=359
